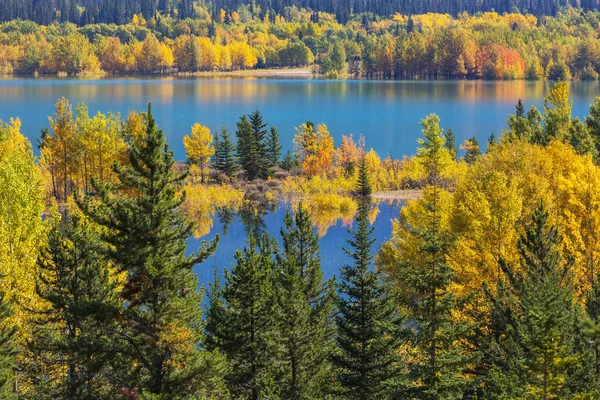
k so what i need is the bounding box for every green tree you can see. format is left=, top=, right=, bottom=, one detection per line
left=388, top=114, right=471, bottom=398
left=236, top=111, right=271, bottom=180
left=275, top=203, right=334, bottom=399
left=32, top=215, right=120, bottom=399
left=280, top=150, right=299, bottom=172
left=464, top=135, right=481, bottom=164
left=77, top=103, right=226, bottom=398
left=332, top=172, right=404, bottom=399
left=267, top=126, right=282, bottom=168
left=500, top=201, right=578, bottom=400
left=214, top=127, right=238, bottom=178
left=355, top=156, right=372, bottom=197
left=444, top=128, right=458, bottom=161
left=220, top=235, right=280, bottom=400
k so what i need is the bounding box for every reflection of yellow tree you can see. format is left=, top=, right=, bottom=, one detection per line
left=181, top=171, right=244, bottom=238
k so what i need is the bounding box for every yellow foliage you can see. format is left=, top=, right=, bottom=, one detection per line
left=181, top=180, right=244, bottom=238
left=183, top=123, right=214, bottom=183
left=293, top=122, right=335, bottom=176
left=0, top=118, right=47, bottom=328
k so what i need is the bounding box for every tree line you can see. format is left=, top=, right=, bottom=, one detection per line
left=0, top=0, right=598, bottom=26
left=3, top=9, right=600, bottom=80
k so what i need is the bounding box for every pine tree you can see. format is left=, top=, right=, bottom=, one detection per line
left=249, top=110, right=271, bottom=179
left=236, top=112, right=271, bottom=181
left=276, top=202, right=334, bottom=398
left=444, top=128, right=458, bottom=161
left=204, top=268, right=228, bottom=352
left=516, top=98, right=525, bottom=117
left=32, top=215, right=120, bottom=398
left=355, top=156, right=372, bottom=197
left=219, top=235, right=279, bottom=400
left=487, top=132, right=496, bottom=152
left=77, top=103, right=226, bottom=398
left=393, top=114, right=471, bottom=398
left=214, top=127, right=238, bottom=179
left=500, top=200, right=578, bottom=399
left=464, top=135, right=481, bottom=164
left=280, top=150, right=298, bottom=172
left=333, top=170, right=404, bottom=399
left=266, top=126, right=282, bottom=168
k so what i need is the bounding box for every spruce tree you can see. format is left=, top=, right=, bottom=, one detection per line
left=443, top=128, right=458, bottom=161
left=487, top=132, right=496, bottom=152
left=236, top=113, right=270, bottom=181
left=333, top=170, right=404, bottom=399
left=219, top=235, right=279, bottom=400
left=280, top=150, right=299, bottom=172
left=249, top=110, right=271, bottom=179
left=501, top=200, right=578, bottom=399
left=276, top=202, right=334, bottom=399
left=267, top=126, right=282, bottom=168
left=32, top=215, right=120, bottom=399
left=464, top=135, right=481, bottom=164
left=355, top=156, right=372, bottom=197
left=77, top=103, right=226, bottom=398
left=214, top=127, right=238, bottom=178
left=516, top=98, right=525, bottom=117
left=394, top=115, right=471, bottom=398
left=204, top=268, right=228, bottom=352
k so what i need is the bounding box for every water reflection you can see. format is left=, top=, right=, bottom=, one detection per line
left=2, top=78, right=600, bottom=160
left=190, top=200, right=403, bottom=287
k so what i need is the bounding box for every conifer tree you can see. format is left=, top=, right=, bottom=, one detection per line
left=214, top=127, right=238, bottom=178
left=391, top=115, right=471, bottom=398
left=267, top=126, right=282, bottom=168
left=443, top=128, right=458, bottom=161
left=204, top=268, right=228, bottom=352
left=464, top=135, right=481, bottom=164
left=280, top=150, right=298, bottom=172
left=355, top=156, right=372, bottom=197
left=487, top=132, right=496, bottom=152
left=276, top=202, right=334, bottom=398
left=77, top=103, right=226, bottom=398
left=219, top=235, right=279, bottom=400
left=249, top=110, right=271, bottom=178
left=236, top=111, right=271, bottom=180
left=516, top=98, right=525, bottom=117
left=32, top=215, right=120, bottom=398
left=500, top=200, right=578, bottom=399
left=333, top=168, right=404, bottom=399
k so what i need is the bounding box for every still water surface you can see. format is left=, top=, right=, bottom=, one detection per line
left=1, top=77, right=599, bottom=286
left=2, top=77, right=600, bottom=159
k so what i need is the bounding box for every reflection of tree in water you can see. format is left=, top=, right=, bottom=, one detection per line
left=238, top=203, right=272, bottom=238
left=217, top=208, right=236, bottom=235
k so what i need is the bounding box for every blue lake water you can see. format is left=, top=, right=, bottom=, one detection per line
left=2, top=77, right=600, bottom=160
left=2, top=77, right=599, bottom=287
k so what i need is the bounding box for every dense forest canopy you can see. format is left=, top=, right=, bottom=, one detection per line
left=0, top=0, right=597, bottom=25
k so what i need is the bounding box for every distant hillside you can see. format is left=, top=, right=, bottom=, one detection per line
left=0, top=0, right=596, bottom=25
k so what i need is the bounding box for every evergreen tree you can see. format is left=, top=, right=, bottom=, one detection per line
left=249, top=110, right=271, bottom=179
left=443, top=128, right=458, bottom=161
left=236, top=111, right=271, bottom=180
left=516, top=98, right=525, bottom=117
left=464, top=135, right=481, bottom=164
left=220, top=235, right=280, bottom=400
left=487, top=132, right=496, bottom=152
left=77, top=103, right=226, bottom=398
left=204, top=268, right=228, bottom=352
left=355, top=156, right=372, bottom=197
left=280, top=150, right=299, bottom=172
left=32, top=215, right=120, bottom=398
left=267, top=126, right=282, bottom=168
left=333, top=170, right=404, bottom=399
left=500, top=200, right=579, bottom=399
left=275, top=203, right=334, bottom=398
left=393, top=115, right=471, bottom=398
left=214, top=127, right=238, bottom=178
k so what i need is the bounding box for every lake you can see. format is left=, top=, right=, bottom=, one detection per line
left=2, top=77, right=600, bottom=160
left=2, top=77, right=599, bottom=287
